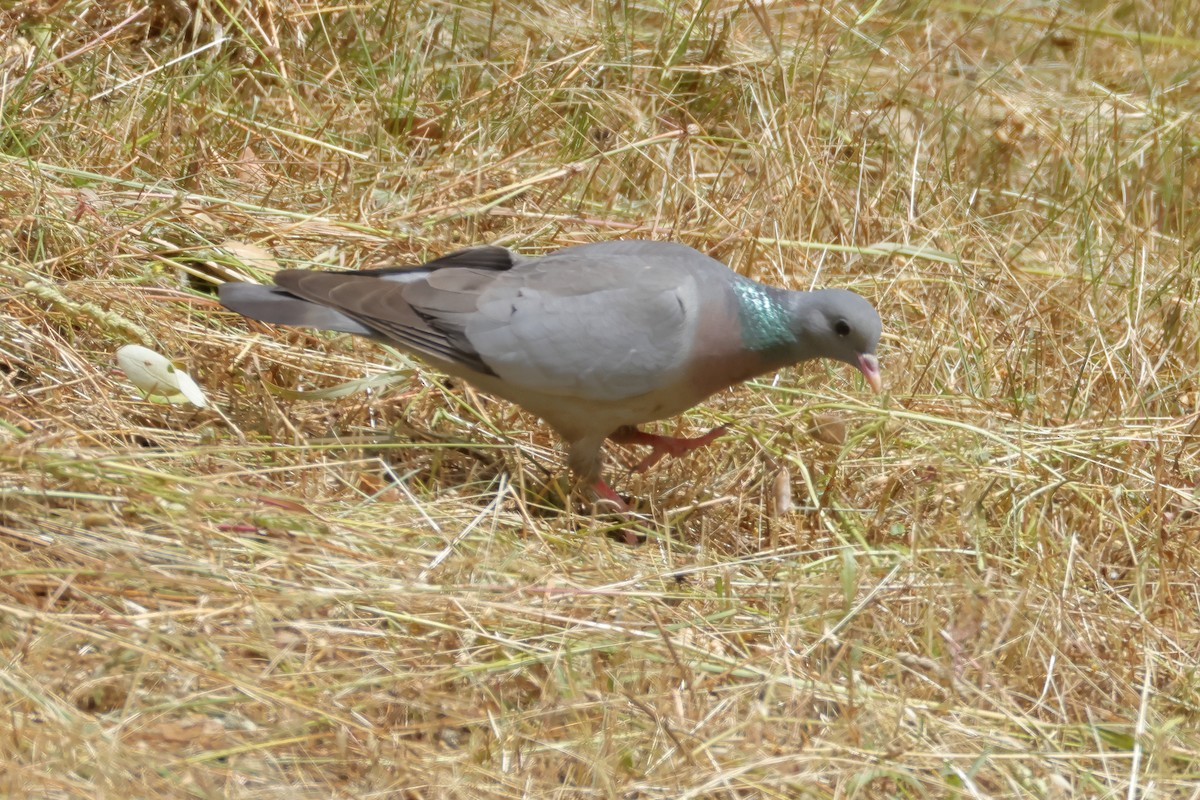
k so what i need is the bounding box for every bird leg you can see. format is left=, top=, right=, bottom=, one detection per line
left=567, top=435, right=631, bottom=513
left=608, top=424, right=731, bottom=473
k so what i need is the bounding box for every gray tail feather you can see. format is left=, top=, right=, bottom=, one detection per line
left=218, top=283, right=377, bottom=337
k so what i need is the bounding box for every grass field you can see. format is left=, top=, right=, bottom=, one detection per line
left=2, top=1, right=1199, bottom=797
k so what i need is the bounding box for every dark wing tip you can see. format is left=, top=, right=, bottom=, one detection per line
left=355, top=245, right=516, bottom=278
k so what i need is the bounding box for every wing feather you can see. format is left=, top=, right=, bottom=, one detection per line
left=273, top=271, right=496, bottom=374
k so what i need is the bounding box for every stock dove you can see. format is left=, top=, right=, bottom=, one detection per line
left=219, top=240, right=882, bottom=507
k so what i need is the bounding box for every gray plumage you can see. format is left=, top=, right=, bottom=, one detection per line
left=219, top=239, right=882, bottom=502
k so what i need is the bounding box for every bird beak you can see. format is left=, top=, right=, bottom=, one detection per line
left=857, top=353, right=882, bottom=393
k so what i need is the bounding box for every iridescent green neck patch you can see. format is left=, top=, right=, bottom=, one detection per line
left=731, top=279, right=795, bottom=353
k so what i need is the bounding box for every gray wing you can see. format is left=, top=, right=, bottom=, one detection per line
left=461, top=245, right=716, bottom=401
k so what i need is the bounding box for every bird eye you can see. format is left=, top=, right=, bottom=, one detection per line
left=834, top=320, right=851, bottom=337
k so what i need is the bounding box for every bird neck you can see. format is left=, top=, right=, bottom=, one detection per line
left=731, top=279, right=799, bottom=358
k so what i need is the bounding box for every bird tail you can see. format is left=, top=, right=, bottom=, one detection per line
left=217, top=244, right=515, bottom=340
left=217, top=283, right=377, bottom=336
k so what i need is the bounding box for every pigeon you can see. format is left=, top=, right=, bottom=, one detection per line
left=218, top=240, right=882, bottom=508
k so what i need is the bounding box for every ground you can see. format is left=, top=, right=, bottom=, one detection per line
left=1, top=1, right=1199, bottom=797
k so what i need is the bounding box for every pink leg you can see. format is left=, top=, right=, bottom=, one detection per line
left=608, top=424, right=731, bottom=473
left=591, top=479, right=629, bottom=512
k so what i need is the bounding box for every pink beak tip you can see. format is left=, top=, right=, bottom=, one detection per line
left=858, top=353, right=882, bottom=393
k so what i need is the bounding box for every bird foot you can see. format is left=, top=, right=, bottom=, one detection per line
left=591, top=479, right=630, bottom=513
left=610, top=424, right=731, bottom=473
left=589, top=480, right=649, bottom=545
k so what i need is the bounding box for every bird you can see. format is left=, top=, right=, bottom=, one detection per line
left=218, top=239, right=882, bottom=509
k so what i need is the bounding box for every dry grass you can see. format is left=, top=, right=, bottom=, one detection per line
left=2, top=0, right=1199, bottom=797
